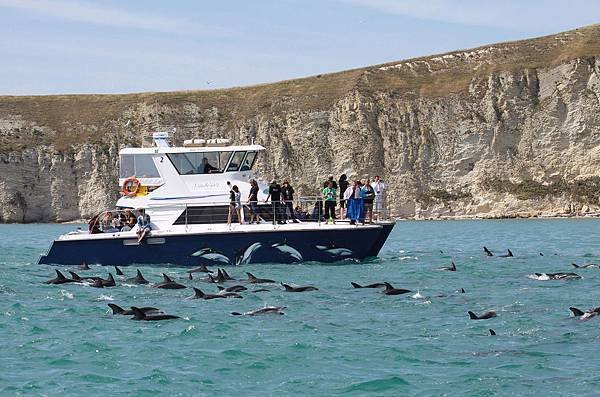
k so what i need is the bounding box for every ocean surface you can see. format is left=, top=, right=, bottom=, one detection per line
left=1, top=219, right=600, bottom=396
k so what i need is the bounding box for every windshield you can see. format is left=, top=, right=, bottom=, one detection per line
left=119, top=155, right=160, bottom=178
left=166, top=152, right=233, bottom=175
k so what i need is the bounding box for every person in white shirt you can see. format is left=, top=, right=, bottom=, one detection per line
left=371, top=175, right=386, bottom=220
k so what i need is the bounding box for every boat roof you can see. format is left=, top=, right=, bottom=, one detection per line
left=120, top=144, right=266, bottom=155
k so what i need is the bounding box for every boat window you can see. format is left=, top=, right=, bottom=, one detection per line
left=167, top=152, right=226, bottom=175
left=226, top=151, right=246, bottom=172
left=120, top=155, right=160, bottom=178
left=240, top=151, right=257, bottom=171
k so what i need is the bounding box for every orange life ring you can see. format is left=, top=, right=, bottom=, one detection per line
left=121, top=176, right=141, bottom=197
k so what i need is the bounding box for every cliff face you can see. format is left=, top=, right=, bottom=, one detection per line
left=1, top=25, right=600, bottom=222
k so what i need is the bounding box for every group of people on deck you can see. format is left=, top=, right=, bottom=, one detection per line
left=322, top=174, right=386, bottom=225
left=227, top=174, right=386, bottom=226
left=89, top=209, right=152, bottom=242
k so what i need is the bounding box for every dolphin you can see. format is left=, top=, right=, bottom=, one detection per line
left=235, top=242, right=263, bottom=266
left=189, top=287, right=242, bottom=300
left=45, top=270, right=76, bottom=285
left=154, top=273, right=187, bottom=289
left=217, top=285, right=247, bottom=293
left=483, top=246, right=494, bottom=256
left=251, top=288, right=270, bottom=293
left=102, top=273, right=116, bottom=287
left=569, top=306, right=600, bottom=321
left=68, top=271, right=101, bottom=282
left=351, top=282, right=386, bottom=288
left=231, top=306, right=286, bottom=316
left=438, top=262, right=457, bottom=271
left=78, top=261, right=90, bottom=270
left=571, top=263, right=600, bottom=269
left=247, top=272, right=275, bottom=284
left=382, top=282, right=411, bottom=295
left=114, top=266, right=124, bottom=276
left=468, top=310, right=497, bottom=320
left=131, top=307, right=180, bottom=321
left=191, top=248, right=231, bottom=264
left=533, top=272, right=581, bottom=280
left=108, top=304, right=159, bottom=315
left=281, top=283, right=318, bottom=292
left=271, top=242, right=303, bottom=262
left=219, top=268, right=234, bottom=281
left=315, top=244, right=353, bottom=257
left=126, top=269, right=149, bottom=285
left=90, top=279, right=104, bottom=288
left=498, top=249, right=513, bottom=258
left=187, top=265, right=214, bottom=274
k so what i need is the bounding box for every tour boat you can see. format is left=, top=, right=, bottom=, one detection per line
left=38, top=132, right=395, bottom=266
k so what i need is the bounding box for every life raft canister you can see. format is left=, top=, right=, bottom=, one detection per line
left=120, top=176, right=141, bottom=197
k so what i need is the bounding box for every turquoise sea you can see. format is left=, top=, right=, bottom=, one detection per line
left=1, top=219, right=600, bottom=396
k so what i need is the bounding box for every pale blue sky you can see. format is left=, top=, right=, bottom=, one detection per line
left=1, top=0, right=598, bottom=95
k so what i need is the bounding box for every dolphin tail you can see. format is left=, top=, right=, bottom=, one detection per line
left=193, top=287, right=205, bottom=298
left=350, top=282, right=363, bottom=288
left=569, top=307, right=585, bottom=316
left=131, top=307, right=145, bottom=320
left=571, top=263, right=580, bottom=268
left=108, top=303, right=125, bottom=314
left=68, top=271, right=81, bottom=281
left=468, top=311, right=479, bottom=320
left=489, top=329, right=496, bottom=336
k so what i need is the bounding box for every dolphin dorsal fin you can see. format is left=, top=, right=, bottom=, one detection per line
left=247, top=272, right=256, bottom=281
left=468, top=311, right=478, bottom=320
left=460, top=288, right=466, bottom=293
left=56, top=269, right=66, bottom=279
left=193, top=287, right=204, bottom=298
left=130, top=307, right=145, bottom=320
left=281, top=283, right=293, bottom=291
left=489, top=329, right=496, bottom=336
left=507, top=249, right=513, bottom=256
left=569, top=307, right=585, bottom=316
left=108, top=303, right=124, bottom=314
left=383, top=282, right=394, bottom=290
left=69, top=271, right=80, bottom=281
left=107, top=273, right=115, bottom=282
left=162, top=273, right=173, bottom=283
left=217, top=286, right=225, bottom=291
left=571, top=263, right=579, bottom=268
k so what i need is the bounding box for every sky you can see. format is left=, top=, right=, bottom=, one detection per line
left=0, top=0, right=598, bottom=95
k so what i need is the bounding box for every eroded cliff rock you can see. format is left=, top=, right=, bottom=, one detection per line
left=1, top=25, right=599, bottom=222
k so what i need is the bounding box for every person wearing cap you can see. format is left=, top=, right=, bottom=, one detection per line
left=265, top=179, right=284, bottom=224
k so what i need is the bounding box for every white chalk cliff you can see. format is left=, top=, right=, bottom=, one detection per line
left=1, top=25, right=599, bottom=222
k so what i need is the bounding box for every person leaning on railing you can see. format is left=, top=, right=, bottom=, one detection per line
left=247, top=179, right=260, bottom=224
left=282, top=180, right=299, bottom=223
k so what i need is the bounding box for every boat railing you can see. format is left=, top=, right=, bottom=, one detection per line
left=87, top=195, right=391, bottom=234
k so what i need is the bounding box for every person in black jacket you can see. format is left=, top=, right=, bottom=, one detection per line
left=338, top=174, right=349, bottom=218
left=265, top=179, right=284, bottom=224
left=281, top=180, right=299, bottom=223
